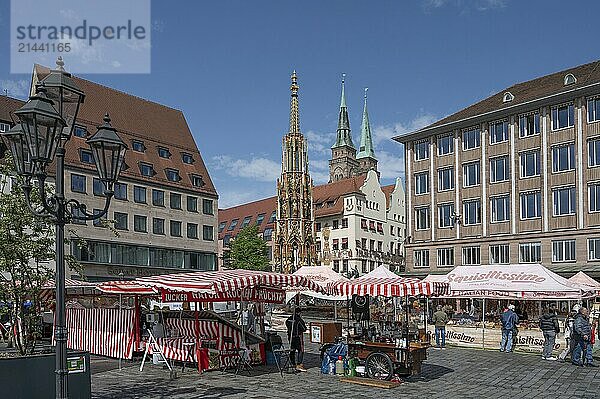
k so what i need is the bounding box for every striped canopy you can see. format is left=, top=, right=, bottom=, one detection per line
left=40, top=279, right=99, bottom=302
left=95, top=280, right=158, bottom=295
left=329, top=277, right=449, bottom=297
left=96, top=269, right=327, bottom=297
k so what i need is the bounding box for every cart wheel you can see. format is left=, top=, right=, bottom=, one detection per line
left=365, top=352, right=394, bottom=381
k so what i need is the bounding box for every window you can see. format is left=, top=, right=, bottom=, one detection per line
left=342, top=259, right=348, bottom=273
left=165, top=169, right=180, bottom=182
left=462, top=246, right=481, bottom=265
left=153, top=218, right=165, bottom=235
left=552, top=144, right=575, bottom=172
left=332, top=239, right=339, bottom=250
left=182, top=153, right=194, bottom=164
left=187, top=196, right=198, bottom=212
left=463, top=199, right=481, bottom=225
left=190, top=175, right=204, bottom=187
left=202, top=199, right=214, bottom=215
left=71, top=207, right=86, bottom=225
left=333, top=220, right=339, bottom=229
left=73, top=126, right=87, bottom=138
left=502, top=92, right=514, bottom=103
left=170, top=193, right=182, bottom=209
left=462, top=128, right=480, bottom=150
left=490, top=156, right=509, bottom=183
left=263, top=227, right=273, bottom=241
left=553, top=186, right=576, bottom=216
left=0, top=122, right=9, bottom=132
left=490, top=195, right=510, bottom=222
left=490, top=244, right=509, bottom=264
left=152, top=189, right=164, bottom=206
left=134, top=186, right=146, bottom=203
left=438, top=248, right=454, bottom=267
left=414, top=249, right=430, bottom=268
left=519, top=242, right=541, bottom=263
left=552, top=240, right=576, bottom=263
left=114, top=182, right=127, bottom=200
left=438, top=203, right=454, bottom=228
left=520, top=191, right=541, bottom=219
left=590, top=183, right=600, bottom=212
left=228, top=219, right=238, bottom=231
left=438, top=167, right=454, bottom=191
left=489, top=120, right=508, bottom=144
left=520, top=150, right=540, bottom=177
left=218, top=221, right=226, bottom=233
left=333, top=260, right=340, bottom=273
left=134, top=215, right=147, bottom=233
left=256, top=213, right=265, bottom=225
left=170, top=220, right=182, bottom=237
left=463, top=161, right=480, bottom=187
left=92, top=209, right=105, bottom=227
left=80, top=149, right=94, bottom=164
left=140, top=162, right=154, bottom=177
left=340, top=237, right=348, bottom=250
left=71, top=174, right=86, bottom=193
left=437, top=134, right=454, bottom=155
left=93, top=178, right=105, bottom=196
left=564, top=73, right=577, bottom=85
left=588, top=138, right=600, bottom=167
left=414, top=140, right=429, bottom=160
left=315, top=222, right=322, bottom=232
left=551, top=103, right=574, bottom=130
left=415, top=172, right=429, bottom=195
left=158, top=147, right=171, bottom=159
left=588, top=97, right=600, bottom=122
left=268, top=211, right=276, bottom=223
left=588, top=238, right=600, bottom=260
left=341, top=218, right=348, bottom=228
left=415, top=207, right=430, bottom=230
left=132, top=140, right=145, bottom=152
left=241, top=216, right=251, bottom=229
left=114, top=212, right=128, bottom=230
left=519, top=112, right=540, bottom=137
left=187, top=223, right=198, bottom=239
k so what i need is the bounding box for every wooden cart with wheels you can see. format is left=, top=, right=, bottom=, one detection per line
left=348, top=340, right=428, bottom=380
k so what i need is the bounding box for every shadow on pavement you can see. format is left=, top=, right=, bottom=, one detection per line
left=405, top=363, right=455, bottom=383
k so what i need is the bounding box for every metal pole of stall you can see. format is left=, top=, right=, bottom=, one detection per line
left=334, top=301, right=337, bottom=322
left=482, top=298, right=486, bottom=350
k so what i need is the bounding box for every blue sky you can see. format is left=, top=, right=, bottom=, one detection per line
left=1, top=0, right=599, bottom=207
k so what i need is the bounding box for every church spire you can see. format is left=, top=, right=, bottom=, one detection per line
left=332, top=73, right=355, bottom=148
left=289, top=70, right=300, bottom=135
left=357, top=87, right=375, bottom=159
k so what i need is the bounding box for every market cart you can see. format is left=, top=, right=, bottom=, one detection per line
left=327, top=274, right=449, bottom=380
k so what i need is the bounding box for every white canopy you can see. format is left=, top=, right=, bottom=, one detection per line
left=568, top=271, right=600, bottom=294
left=360, top=265, right=398, bottom=279
left=424, top=264, right=595, bottom=300
left=285, top=265, right=349, bottom=302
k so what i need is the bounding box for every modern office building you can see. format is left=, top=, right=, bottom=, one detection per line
left=395, top=60, right=600, bottom=278
left=0, top=65, right=219, bottom=281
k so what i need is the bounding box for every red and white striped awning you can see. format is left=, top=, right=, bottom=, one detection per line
left=96, top=269, right=327, bottom=297
left=329, top=277, right=449, bottom=297
left=95, top=280, right=158, bottom=295
left=40, top=279, right=98, bottom=302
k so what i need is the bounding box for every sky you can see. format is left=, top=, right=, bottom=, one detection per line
left=1, top=0, right=599, bottom=208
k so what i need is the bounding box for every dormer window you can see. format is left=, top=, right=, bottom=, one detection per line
left=132, top=140, right=145, bottom=153
left=165, top=168, right=180, bottom=182
left=182, top=153, right=194, bottom=164
left=158, top=146, right=171, bottom=159
left=139, top=162, right=155, bottom=177
left=73, top=126, right=87, bottom=138
left=564, top=73, right=577, bottom=86
left=502, top=92, right=514, bottom=103
left=80, top=149, right=94, bottom=164
left=190, top=174, right=204, bottom=187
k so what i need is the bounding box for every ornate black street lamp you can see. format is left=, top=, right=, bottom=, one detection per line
left=1, top=58, right=127, bottom=399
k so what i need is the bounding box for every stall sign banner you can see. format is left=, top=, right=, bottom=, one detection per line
left=161, top=287, right=285, bottom=304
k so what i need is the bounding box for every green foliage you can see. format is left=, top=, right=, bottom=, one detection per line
left=228, top=225, right=270, bottom=271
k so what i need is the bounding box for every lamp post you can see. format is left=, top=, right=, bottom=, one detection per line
left=1, top=58, right=127, bottom=399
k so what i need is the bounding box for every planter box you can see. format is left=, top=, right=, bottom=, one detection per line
left=0, top=350, right=91, bottom=399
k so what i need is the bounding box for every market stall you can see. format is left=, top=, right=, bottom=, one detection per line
left=423, top=264, right=597, bottom=354
left=326, top=275, right=449, bottom=380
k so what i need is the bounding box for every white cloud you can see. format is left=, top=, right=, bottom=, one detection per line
left=0, top=79, right=30, bottom=99
left=305, top=130, right=335, bottom=156
left=218, top=188, right=274, bottom=209
left=423, top=0, right=506, bottom=12
left=371, top=113, right=437, bottom=146
left=377, top=150, right=406, bottom=180
left=211, top=155, right=280, bottom=182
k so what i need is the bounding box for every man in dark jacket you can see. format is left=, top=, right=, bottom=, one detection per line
left=572, top=307, right=598, bottom=367
left=286, top=307, right=307, bottom=372
left=539, top=307, right=560, bottom=360
left=500, top=304, right=519, bottom=352
left=432, top=305, right=449, bottom=349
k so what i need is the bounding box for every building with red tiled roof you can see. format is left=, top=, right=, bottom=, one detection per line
left=0, top=63, right=219, bottom=281
left=219, top=170, right=406, bottom=275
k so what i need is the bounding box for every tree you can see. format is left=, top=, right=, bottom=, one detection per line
left=228, top=225, right=270, bottom=271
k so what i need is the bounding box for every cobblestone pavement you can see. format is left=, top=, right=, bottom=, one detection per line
left=91, top=342, right=600, bottom=399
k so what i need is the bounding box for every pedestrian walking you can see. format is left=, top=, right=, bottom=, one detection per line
left=571, top=307, right=598, bottom=367
left=286, top=307, right=308, bottom=372
left=539, top=306, right=560, bottom=360
left=559, top=304, right=580, bottom=361
left=500, top=304, right=519, bottom=353
left=432, top=305, right=449, bottom=349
